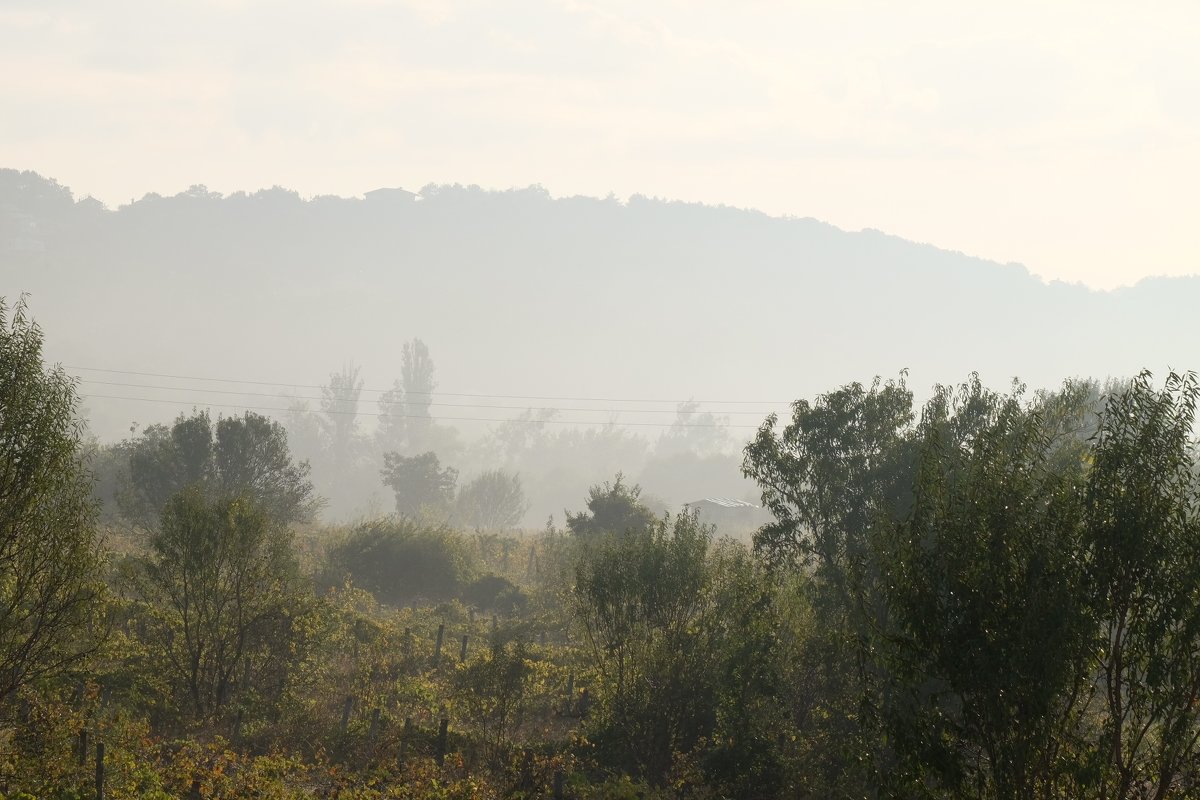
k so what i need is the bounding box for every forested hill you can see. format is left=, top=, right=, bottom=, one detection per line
left=2, top=167, right=1196, bottom=444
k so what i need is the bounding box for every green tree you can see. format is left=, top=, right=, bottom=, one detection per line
left=376, top=339, right=439, bottom=456
left=319, top=363, right=363, bottom=468
left=573, top=511, right=783, bottom=792
left=1083, top=370, right=1200, bottom=798
left=0, top=297, right=104, bottom=702
left=741, top=375, right=917, bottom=794
left=121, top=410, right=318, bottom=526
left=565, top=474, right=657, bottom=538
left=86, top=438, right=134, bottom=523
left=381, top=450, right=458, bottom=518
left=869, top=377, right=1095, bottom=797
left=456, top=469, right=529, bottom=530
left=136, top=488, right=298, bottom=719
left=741, top=374, right=1105, bottom=797
left=573, top=511, right=711, bottom=781
left=401, top=338, right=436, bottom=421
left=122, top=413, right=212, bottom=523
left=375, top=382, right=407, bottom=455
left=743, top=374, right=917, bottom=574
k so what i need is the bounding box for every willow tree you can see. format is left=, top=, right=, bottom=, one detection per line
left=870, top=377, right=1096, bottom=797
left=0, top=297, right=103, bottom=701
left=1084, top=370, right=1200, bottom=799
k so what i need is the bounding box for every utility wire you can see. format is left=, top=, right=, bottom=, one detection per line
left=75, top=379, right=776, bottom=416
left=79, top=393, right=766, bottom=429
left=66, top=365, right=793, bottom=406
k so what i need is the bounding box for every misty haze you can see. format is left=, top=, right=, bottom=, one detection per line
left=4, top=3, right=1200, bottom=798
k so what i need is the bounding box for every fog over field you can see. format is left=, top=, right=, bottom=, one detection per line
left=4, top=168, right=1198, bottom=523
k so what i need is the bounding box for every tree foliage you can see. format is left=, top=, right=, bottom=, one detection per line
left=319, top=363, right=363, bottom=467
left=0, top=297, right=103, bottom=702
left=743, top=374, right=917, bottom=574
left=742, top=370, right=1200, bottom=798
left=380, top=451, right=458, bottom=518
left=377, top=339, right=439, bottom=455
left=564, top=474, right=658, bottom=538
left=16, top=338, right=1200, bottom=800
left=401, top=338, right=436, bottom=421
left=135, top=488, right=299, bottom=719
left=1083, top=370, right=1200, bottom=798
left=572, top=510, right=782, bottom=792
left=868, top=377, right=1095, bottom=796
left=456, top=469, right=529, bottom=530
left=121, top=410, right=318, bottom=526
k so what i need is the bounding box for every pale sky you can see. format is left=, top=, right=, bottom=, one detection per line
left=3, top=0, right=1198, bottom=289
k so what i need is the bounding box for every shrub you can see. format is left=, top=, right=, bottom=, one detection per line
left=462, top=574, right=528, bottom=615
left=323, top=518, right=478, bottom=604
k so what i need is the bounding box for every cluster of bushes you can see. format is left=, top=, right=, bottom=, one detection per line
left=318, top=518, right=529, bottom=614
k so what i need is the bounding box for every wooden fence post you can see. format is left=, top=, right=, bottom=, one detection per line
left=435, top=717, right=449, bottom=766
left=399, top=716, right=413, bottom=765
left=95, top=742, right=105, bottom=800
left=340, top=696, right=354, bottom=735
left=434, top=623, right=445, bottom=664
left=460, top=634, right=469, bottom=662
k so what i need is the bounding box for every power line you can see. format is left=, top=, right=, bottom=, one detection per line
left=75, top=378, right=777, bottom=416
left=78, top=393, right=766, bottom=429
left=65, top=365, right=793, bottom=406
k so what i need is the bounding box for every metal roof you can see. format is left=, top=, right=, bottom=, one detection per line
left=684, top=497, right=761, bottom=509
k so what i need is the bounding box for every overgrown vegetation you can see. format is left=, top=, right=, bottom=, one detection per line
left=8, top=300, right=1200, bottom=797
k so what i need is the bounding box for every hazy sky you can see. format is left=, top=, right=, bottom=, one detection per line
left=3, top=0, right=1197, bottom=289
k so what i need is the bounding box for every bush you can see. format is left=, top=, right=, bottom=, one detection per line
left=322, top=518, right=478, bottom=605
left=462, top=574, right=528, bottom=615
